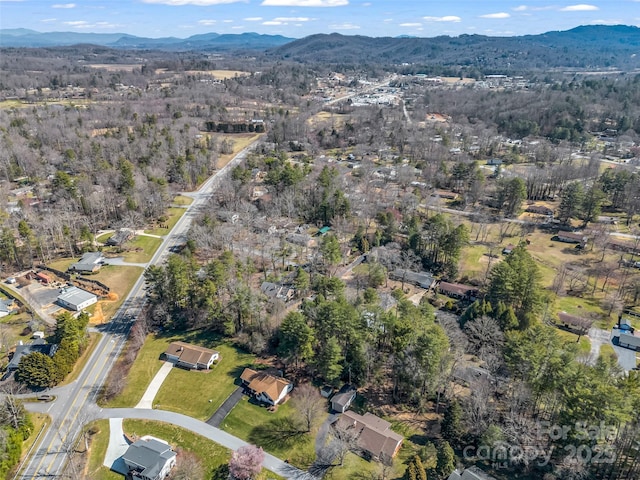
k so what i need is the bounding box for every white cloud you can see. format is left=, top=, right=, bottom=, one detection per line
left=362, top=2, right=371, bottom=5
left=423, top=15, right=461, bottom=22
left=52, top=3, right=76, bottom=8
left=64, top=20, right=88, bottom=26
left=513, top=5, right=527, bottom=11
left=328, top=22, right=360, bottom=29
left=41, top=18, right=57, bottom=22
left=198, top=19, right=217, bottom=25
left=263, top=20, right=283, bottom=25
left=560, top=4, right=599, bottom=11
left=400, top=23, right=421, bottom=27
left=244, top=17, right=263, bottom=21
left=223, top=19, right=233, bottom=22
left=142, top=0, right=246, bottom=6
left=383, top=18, right=393, bottom=23
left=231, top=25, right=244, bottom=29
left=261, top=0, right=348, bottom=6
left=480, top=12, right=511, bottom=19
left=273, top=17, right=311, bottom=21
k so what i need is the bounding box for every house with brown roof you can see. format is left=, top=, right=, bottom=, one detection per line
left=240, top=368, right=293, bottom=406
left=556, top=231, right=589, bottom=246
left=334, top=411, right=403, bottom=464
left=163, top=341, right=219, bottom=370
left=526, top=205, right=554, bottom=216
left=558, top=311, right=593, bottom=334
left=438, top=282, right=479, bottom=301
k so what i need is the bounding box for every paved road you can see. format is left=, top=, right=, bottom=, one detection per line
left=206, top=386, right=244, bottom=428
left=93, top=408, right=310, bottom=479
left=17, top=139, right=264, bottom=479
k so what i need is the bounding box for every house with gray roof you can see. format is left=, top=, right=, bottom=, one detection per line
left=331, top=385, right=357, bottom=413
left=448, top=466, right=497, bottom=480
left=68, top=252, right=104, bottom=273
left=8, top=339, right=58, bottom=371
left=121, top=437, right=176, bottom=480
left=106, top=228, right=134, bottom=246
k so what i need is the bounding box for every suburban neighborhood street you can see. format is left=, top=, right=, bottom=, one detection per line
left=14, top=140, right=295, bottom=479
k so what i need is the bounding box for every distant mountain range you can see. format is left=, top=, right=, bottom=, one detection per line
left=1, top=25, right=639, bottom=71
left=0, top=28, right=293, bottom=50
left=268, top=25, right=640, bottom=71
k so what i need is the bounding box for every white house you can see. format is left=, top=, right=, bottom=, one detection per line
left=121, top=437, right=176, bottom=480
left=57, top=286, right=98, bottom=311
left=163, top=341, right=219, bottom=370
left=240, top=368, right=293, bottom=406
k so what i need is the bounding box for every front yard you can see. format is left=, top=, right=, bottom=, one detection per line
left=103, top=331, right=256, bottom=421
left=84, top=419, right=283, bottom=480
left=221, top=396, right=317, bottom=468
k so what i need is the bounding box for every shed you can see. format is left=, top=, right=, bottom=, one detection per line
left=331, top=385, right=357, bottom=413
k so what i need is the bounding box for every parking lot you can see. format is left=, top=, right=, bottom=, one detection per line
left=6, top=276, right=64, bottom=324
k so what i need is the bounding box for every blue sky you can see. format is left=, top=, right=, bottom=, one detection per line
left=1, top=0, right=638, bottom=38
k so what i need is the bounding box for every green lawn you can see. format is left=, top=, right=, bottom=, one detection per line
left=123, top=420, right=283, bottom=480
left=154, top=342, right=256, bottom=420
left=144, top=207, right=187, bottom=236
left=103, top=332, right=255, bottom=419
left=221, top=396, right=317, bottom=469
left=85, top=420, right=121, bottom=480
left=89, top=266, right=144, bottom=321
left=121, top=235, right=162, bottom=263
left=101, top=334, right=170, bottom=408
left=172, top=195, right=193, bottom=206
left=47, top=257, right=77, bottom=272
left=555, top=328, right=591, bottom=355
left=96, top=232, right=113, bottom=244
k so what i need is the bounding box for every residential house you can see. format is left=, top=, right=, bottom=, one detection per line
left=486, top=159, right=503, bottom=166
left=609, top=239, right=640, bottom=255
left=0, top=299, right=14, bottom=318
left=448, top=466, right=497, bottom=480
left=558, top=311, right=592, bottom=334
left=121, top=437, right=177, bottom=480
left=240, top=367, right=293, bottom=406
left=389, top=269, right=434, bottom=289
left=432, top=190, right=459, bottom=200
left=68, top=252, right=104, bottom=273
left=260, top=282, right=295, bottom=302
left=526, top=205, right=553, bottom=216
left=556, top=231, right=589, bottom=247
left=334, top=411, right=403, bottom=463
left=8, top=339, right=58, bottom=371
left=286, top=233, right=314, bottom=248
left=106, top=228, right=134, bottom=246
left=331, top=385, right=357, bottom=413
left=57, top=286, right=98, bottom=312
left=438, top=282, right=479, bottom=301
left=163, top=341, right=219, bottom=370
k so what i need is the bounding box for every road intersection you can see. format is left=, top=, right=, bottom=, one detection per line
left=15, top=139, right=309, bottom=479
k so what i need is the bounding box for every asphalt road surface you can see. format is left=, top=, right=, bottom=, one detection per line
left=17, top=140, right=264, bottom=479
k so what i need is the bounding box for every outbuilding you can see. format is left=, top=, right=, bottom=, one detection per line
left=57, top=286, right=98, bottom=311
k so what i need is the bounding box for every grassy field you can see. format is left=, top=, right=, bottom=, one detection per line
left=103, top=331, right=255, bottom=418
left=121, top=235, right=162, bottom=262
left=84, top=420, right=121, bottom=480
left=212, top=133, right=263, bottom=169
left=96, top=232, right=113, bottom=244
left=172, top=195, right=193, bottom=206
left=90, top=266, right=143, bottom=319
left=221, top=396, right=317, bottom=468
left=459, top=244, right=492, bottom=283
left=101, top=334, right=169, bottom=408
left=17, top=413, right=49, bottom=478
left=47, top=257, right=77, bottom=272
left=154, top=341, right=256, bottom=420
left=144, top=207, right=187, bottom=236
left=555, top=328, right=592, bottom=355
left=124, top=419, right=283, bottom=480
